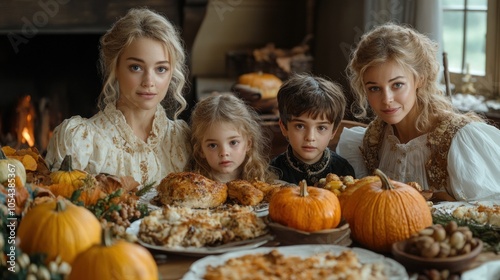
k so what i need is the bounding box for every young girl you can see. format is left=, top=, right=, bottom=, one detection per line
left=337, top=22, right=500, bottom=201
left=189, top=94, right=277, bottom=183
left=45, top=8, right=191, bottom=186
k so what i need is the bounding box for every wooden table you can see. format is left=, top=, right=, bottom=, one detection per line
left=155, top=254, right=199, bottom=280
left=152, top=245, right=500, bottom=280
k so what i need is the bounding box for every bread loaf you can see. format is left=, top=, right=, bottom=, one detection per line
left=157, top=172, right=228, bottom=208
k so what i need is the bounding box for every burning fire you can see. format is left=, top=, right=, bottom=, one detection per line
left=22, top=127, right=34, bottom=147
left=17, top=96, right=36, bottom=147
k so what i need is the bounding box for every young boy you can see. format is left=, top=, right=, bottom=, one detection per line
left=270, top=73, right=355, bottom=185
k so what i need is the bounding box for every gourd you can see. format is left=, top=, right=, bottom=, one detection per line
left=0, top=147, right=26, bottom=186
left=268, top=180, right=341, bottom=232
left=50, top=155, right=88, bottom=188
left=68, top=229, right=158, bottom=280
left=343, top=169, right=433, bottom=253
left=17, top=198, right=101, bottom=264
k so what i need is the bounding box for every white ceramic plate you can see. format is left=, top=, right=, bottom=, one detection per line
left=432, top=201, right=500, bottom=229
left=432, top=201, right=500, bottom=214
left=252, top=202, right=268, bottom=217
left=126, top=219, right=273, bottom=257
left=181, top=244, right=409, bottom=280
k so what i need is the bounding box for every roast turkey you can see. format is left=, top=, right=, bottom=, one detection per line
left=156, top=172, right=228, bottom=208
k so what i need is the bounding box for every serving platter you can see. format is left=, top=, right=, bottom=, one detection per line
left=126, top=219, right=273, bottom=257
left=431, top=200, right=500, bottom=229
left=181, top=244, right=409, bottom=280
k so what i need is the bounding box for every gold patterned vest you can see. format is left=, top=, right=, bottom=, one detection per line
left=360, top=117, right=471, bottom=190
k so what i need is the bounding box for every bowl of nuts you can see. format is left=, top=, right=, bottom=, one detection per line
left=391, top=221, right=483, bottom=273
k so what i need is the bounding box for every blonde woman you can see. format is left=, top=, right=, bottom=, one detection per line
left=337, top=22, right=500, bottom=201
left=46, top=8, right=191, bottom=186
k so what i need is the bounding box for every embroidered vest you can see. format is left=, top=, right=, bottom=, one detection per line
left=360, top=117, right=471, bottom=190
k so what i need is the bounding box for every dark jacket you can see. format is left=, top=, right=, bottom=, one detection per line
left=270, top=146, right=355, bottom=185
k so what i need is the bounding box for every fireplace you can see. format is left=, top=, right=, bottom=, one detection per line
left=0, top=34, right=102, bottom=152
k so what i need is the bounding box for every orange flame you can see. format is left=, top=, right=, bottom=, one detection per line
left=17, top=97, right=36, bottom=147
left=22, top=127, right=34, bottom=147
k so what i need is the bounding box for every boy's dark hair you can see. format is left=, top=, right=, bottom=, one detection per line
left=277, top=73, right=346, bottom=128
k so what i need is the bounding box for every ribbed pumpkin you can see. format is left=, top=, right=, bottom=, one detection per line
left=69, top=229, right=158, bottom=280
left=338, top=175, right=380, bottom=218
left=268, top=180, right=341, bottom=232
left=343, top=169, right=432, bottom=253
left=50, top=155, right=88, bottom=188
left=17, top=198, right=101, bottom=264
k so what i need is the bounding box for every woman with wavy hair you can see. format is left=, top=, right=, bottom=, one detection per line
left=46, top=8, right=191, bottom=186
left=337, top=22, right=500, bottom=201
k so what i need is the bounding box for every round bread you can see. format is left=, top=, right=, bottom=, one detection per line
left=157, top=172, right=228, bottom=208
left=237, top=72, right=282, bottom=100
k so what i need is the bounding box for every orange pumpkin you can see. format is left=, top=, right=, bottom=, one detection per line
left=50, top=155, right=88, bottom=188
left=69, top=229, right=158, bottom=280
left=343, top=169, right=432, bottom=253
left=338, top=175, right=380, bottom=216
left=49, top=182, right=78, bottom=199
left=48, top=179, right=103, bottom=206
left=17, top=198, right=101, bottom=264
left=268, top=180, right=341, bottom=232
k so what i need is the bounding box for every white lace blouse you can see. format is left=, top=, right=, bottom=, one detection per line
left=336, top=122, right=500, bottom=202
left=45, top=104, right=191, bottom=186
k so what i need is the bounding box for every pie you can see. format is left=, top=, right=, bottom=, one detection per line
left=204, top=249, right=386, bottom=280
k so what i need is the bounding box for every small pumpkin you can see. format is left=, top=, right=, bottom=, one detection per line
left=48, top=182, right=78, bottom=199
left=0, top=147, right=27, bottom=186
left=17, top=198, right=101, bottom=264
left=343, top=169, right=433, bottom=253
left=50, top=155, right=88, bottom=188
left=68, top=228, right=158, bottom=280
left=268, top=180, right=341, bottom=232
left=47, top=177, right=103, bottom=206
